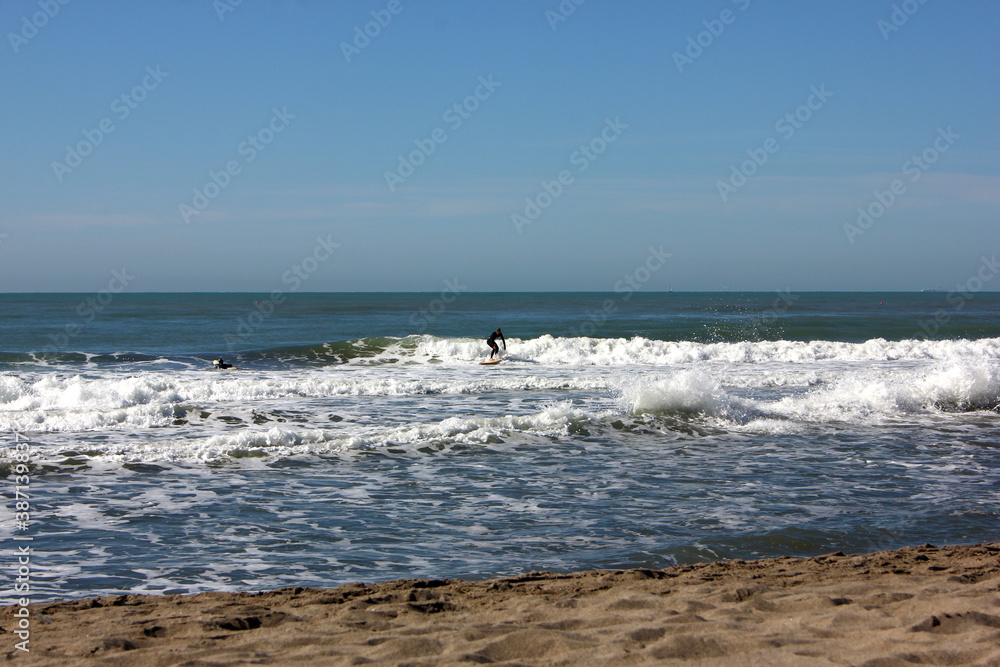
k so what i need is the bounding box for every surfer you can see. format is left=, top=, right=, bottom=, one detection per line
left=486, top=328, right=506, bottom=360
left=213, top=358, right=233, bottom=370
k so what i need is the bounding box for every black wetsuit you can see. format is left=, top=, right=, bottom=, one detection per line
left=487, top=330, right=505, bottom=358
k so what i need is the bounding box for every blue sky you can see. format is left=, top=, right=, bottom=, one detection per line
left=1, top=0, right=997, bottom=292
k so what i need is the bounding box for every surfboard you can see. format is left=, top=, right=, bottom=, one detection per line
left=479, top=358, right=502, bottom=365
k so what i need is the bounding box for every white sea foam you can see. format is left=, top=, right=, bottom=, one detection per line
left=0, top=370, right=607, bottom=432
left=377, top=335, right=1000, bottom=366
left=64, top=401, right=599, bottom=463
left=768, top=359, right=1000, bottom=422
left=617, top=358, right=1000, bottom=431
left=2, top=337, right=996, bottom=444
left=620, top=370, right=731, bottom=416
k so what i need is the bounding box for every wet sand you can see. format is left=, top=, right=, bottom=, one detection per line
left=4, top=542, right=999, bottom=666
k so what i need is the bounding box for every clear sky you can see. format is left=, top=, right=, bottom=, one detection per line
left=1, top=0, right=997, bottom=292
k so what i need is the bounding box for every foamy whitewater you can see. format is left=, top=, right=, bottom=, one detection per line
left=1, top=293, right=998, bottom=600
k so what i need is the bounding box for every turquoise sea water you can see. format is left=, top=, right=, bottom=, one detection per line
left=3, top=292, right=999, bottom=358
left=1, top=292, right=998, bottom=600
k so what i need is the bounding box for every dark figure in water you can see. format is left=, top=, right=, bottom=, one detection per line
left=486, top=328, right=506, bottom=360
left=213, top=358, right=233, bottom=370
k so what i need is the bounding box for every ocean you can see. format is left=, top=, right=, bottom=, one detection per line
left=2, top=292, right=999, bottom=602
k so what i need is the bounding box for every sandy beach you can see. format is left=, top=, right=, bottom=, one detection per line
left=3, top=542, right=999, bottom=665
